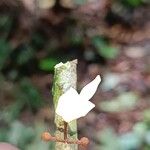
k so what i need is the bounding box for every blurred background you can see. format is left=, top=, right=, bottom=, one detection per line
left=0, top=0, right=150, bottom=149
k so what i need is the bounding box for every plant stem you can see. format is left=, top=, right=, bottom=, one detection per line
left=52, top=60, right=78, bottom=150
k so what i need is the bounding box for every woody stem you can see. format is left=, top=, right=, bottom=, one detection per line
left=53, top=60, right=78, bottom=149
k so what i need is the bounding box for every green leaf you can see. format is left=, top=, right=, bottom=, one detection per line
left=39, top=58, right=59, bottom=71
left=101, top=46, right=118, bottom=59
left=92, top=36, right=118, bottom=59
left=125, top=0, right=142, bottom=7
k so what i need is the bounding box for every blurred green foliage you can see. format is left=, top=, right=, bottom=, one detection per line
left=0, top=15, right=12, bottom=37
left=0, top=76, right=47, bottom=149
left=0, top=0, right=149, bottom=149
left=97, top=121, right=150, bottom=150
left=0, top=76, right=43, bottom=122
left=8, top=121, right=34, bottom=148
left=16, top=79, right=43, bottom=110
left=143, top=110, right=150, bottom=126
left=16, top=47, right=34, bottom=65
left=92, top=36, right=118, bottom=59
left=99, top=92, right=139, bottom=112
left=122, top=0, right=142, bottom=7
left=39, top=58, right=59, bottom=71
left=0, top=120, right=53, bottom=150
left=0, top=39, right=12, bottom=70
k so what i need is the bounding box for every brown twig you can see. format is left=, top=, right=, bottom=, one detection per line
left=41, top=132, right=89, bottom=147
left=64, top=121, right=68, bottom=140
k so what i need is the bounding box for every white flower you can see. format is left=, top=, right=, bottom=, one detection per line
left=56, top=75, right=101, bottom=122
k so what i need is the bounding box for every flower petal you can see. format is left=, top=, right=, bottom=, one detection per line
left=56, top=87, right=80, bottom=122
left=80, top=101, right=95, bottom=117
left=80, top=75, right=101, bottom=101
left=62, top=101, right=82, bottom=122
left=61, top=99, right=95, bottom=122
